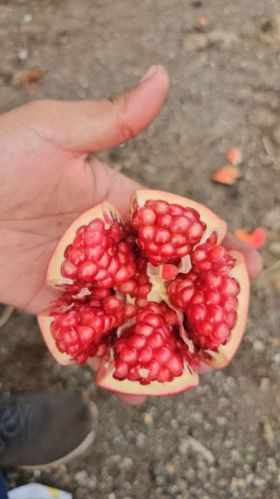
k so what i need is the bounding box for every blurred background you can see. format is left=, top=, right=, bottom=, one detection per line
left=0, top=0, right=279, bottom=498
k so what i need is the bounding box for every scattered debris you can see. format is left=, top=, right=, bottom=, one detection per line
left=233, top=226, right=267, bottom=249
left=212, top=165, right=242, bottom=185
left=226, top=146, right=242, bottom=166
left=13, top=67, right=43, bottom=90
left=183, top=30, right=237, bottom=51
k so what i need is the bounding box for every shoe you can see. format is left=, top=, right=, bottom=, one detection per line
left=0, top=391, right=98, bottom=468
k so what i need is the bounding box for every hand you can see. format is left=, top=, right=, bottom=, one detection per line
left=0, top=65, right=262, bottom=405
left=0, top=65, right=169, bottom=314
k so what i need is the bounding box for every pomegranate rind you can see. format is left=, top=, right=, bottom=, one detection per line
left=96, top=363, right=199, bottom=396
left=203, top=250, right=250, bottom=368
left=46, top=202, right=122, bottom=289
left=37, top=310, right=73, bottom=366
left=132, top=189, right=227, bottom=244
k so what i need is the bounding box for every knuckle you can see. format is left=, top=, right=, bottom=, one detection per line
left=113, top=92, right=135, bottom=142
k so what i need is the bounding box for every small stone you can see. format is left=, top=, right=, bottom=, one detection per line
left=118, top=457, right=133, bottom=472
left=216, top=416, right=228, bottom=426
left=253, top=339, right=265, bottom=353
left=230, top=477, right=246, bottom=490
left=22, top=13, right=32, bottom=23
left=17, top=48, right=29, bottom=61
left=253, top=477, right=266, bottom=487
left=263, top=421, right=274, bottom=447
left=179, top=439, right=189, bottom=455
left=207, top=30, right=238, bottom=46
left=259, top=377, right=270, bottom=391
left=165, top=462, right=175, bottom=474
left=75, top=470, right=89, bottom=485
left=108, top=494, right=116, bottom=499
left=136, top=432, right=146, bottom=448
left=273, top=352, right=280, bottom=364
left=183, top=33, right=208, bottom=51
left=142, top=412, right=153, bottom=425
left=250, top=107, right=277, bottom=128
left=269, top=242, right=280, bottom=255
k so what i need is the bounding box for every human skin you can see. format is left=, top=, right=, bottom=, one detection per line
left=0, top=66, right=262, bottom=404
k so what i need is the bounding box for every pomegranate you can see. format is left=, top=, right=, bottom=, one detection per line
left=38, top=190, right=250, bottom=396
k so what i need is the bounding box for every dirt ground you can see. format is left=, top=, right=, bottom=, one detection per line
left=0, top=1, right=280, bottom=498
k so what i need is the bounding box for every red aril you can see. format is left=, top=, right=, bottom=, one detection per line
left=38, top=190, right=249, bottom=396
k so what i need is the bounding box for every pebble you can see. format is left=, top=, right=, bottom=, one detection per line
left=253, top=339, right=265, bottom=353
left=118, top=457, right=133, bottom=472
left=135, top=432, right=146, bottom=448
left=207, top=30, right=238, bottom=46
left=264, top=207, right=280, bottom=230
left=74, top=470, right=89, bottom=485
left=142, top=412, right=153, bottom=425
left=165, top=462, right=176, bottom=474
left=183, top=33, right=208, bottom=51
left=263, top=421, right=274, bottom=447
left=230, top=477, right=246, bottom=490
left=108, top=494, right=116, bottom=499
left=22, top=13, right=32, bottom=23
left=269, top=242, right=280, bottom=255
left=250, top=107, right=277, bottom=128
left=17, top=48, right=29, bottom=61
left=259, top=377, right=270, bottom=391
left=273, top=352, right=280, bottom=364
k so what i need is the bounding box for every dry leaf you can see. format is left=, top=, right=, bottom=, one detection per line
left=14, top=67, right=43, bottom=90
left=212, top=165, right=242, bottom=185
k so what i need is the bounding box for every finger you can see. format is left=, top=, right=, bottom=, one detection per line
left=70, top=65, right=169, bottom=151
left=223, top=233, right=263, bottom=279
left=22, top=65, right=169, bottom=153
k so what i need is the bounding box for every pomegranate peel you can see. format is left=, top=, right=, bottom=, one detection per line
left=200, top=251, right=250, bottom=368
left=212, top=165, right=242, bottom=185
left=38, top=189, right=250, bottom=397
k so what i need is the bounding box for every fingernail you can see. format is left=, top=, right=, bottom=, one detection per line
left=140, top=65, right=158, bottom=82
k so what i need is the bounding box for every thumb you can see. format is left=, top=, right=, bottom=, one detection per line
left=31, top=65, right=169, bottom=153
left=68, top=65, right=169, bottom=151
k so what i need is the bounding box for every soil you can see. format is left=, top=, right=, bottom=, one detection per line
left=0, top=1, right=279, bottom=498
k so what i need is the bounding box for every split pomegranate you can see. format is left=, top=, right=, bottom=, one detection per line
left=38, top=190, right=250, bottom=396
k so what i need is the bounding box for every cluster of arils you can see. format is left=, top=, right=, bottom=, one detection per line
left=38, top=191, right=249, bottom=396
